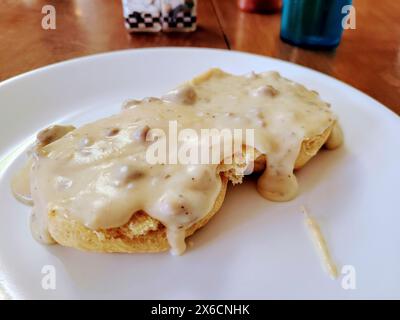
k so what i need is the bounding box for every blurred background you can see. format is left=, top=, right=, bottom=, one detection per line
left=0, top=0, right=399, bottom=113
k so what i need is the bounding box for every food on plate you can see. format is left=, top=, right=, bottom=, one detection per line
left=12, top=69, right=343, bottom=254
left=301, top=206, right=338, bottom=279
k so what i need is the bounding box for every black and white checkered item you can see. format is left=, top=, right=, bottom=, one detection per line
left=122, top=0, right=197, bottom=33
left=163, top=11, right=196, bottom=31
left=125, top=11, right=162, bottom=31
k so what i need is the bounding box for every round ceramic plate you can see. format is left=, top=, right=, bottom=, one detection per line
left=0, top=48, right=399, bottom=299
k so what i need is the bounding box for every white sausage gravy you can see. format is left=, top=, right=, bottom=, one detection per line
left=12, top=69, right=343, bottom=254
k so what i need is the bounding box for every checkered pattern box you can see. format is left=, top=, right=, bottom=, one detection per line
left=122, top=0, right=196, bottom=32
left=123, top=0, right=162, bottom=32
left=161, top=0, right=197, bottom=32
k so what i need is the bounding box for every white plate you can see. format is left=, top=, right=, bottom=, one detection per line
left=0, top=48, right=399, bottom=300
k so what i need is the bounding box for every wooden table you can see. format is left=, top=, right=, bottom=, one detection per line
left=0, top=0, right=399, bottom=114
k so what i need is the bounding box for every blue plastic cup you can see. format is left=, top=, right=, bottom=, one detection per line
left=280, top=0, right=353, bottom=49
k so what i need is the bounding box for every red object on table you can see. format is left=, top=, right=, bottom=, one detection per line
left=238, top=0, right=282, bottom=13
